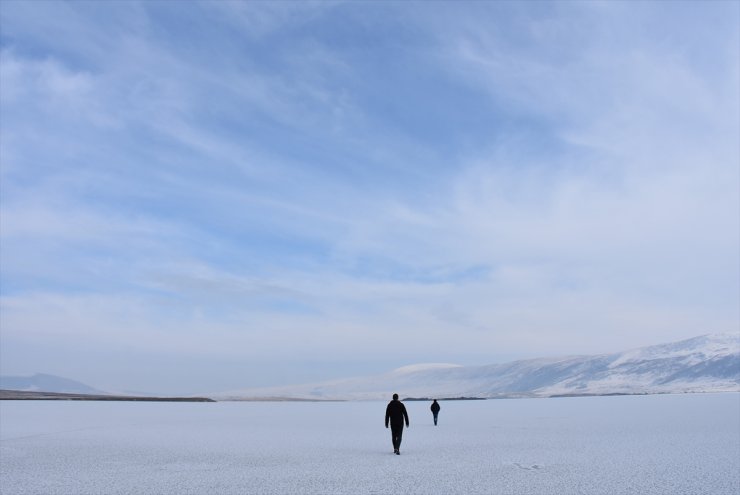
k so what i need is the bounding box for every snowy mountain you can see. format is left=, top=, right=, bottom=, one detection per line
left=0, top=373, right=106, bottom=395
left=214, top=333, right=740, bottom=400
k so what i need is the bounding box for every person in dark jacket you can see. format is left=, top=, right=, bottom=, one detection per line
left=385, top=393, right=409, bottom=455
left=430, top=399, right=440, bottom=425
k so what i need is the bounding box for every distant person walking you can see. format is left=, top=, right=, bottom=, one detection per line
left=385, top=393, right=409, bottom=455
left=430, top=399, right=440, bottom=425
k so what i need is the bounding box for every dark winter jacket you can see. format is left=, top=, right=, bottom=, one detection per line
left=385, top=399, right=409, bottom=428
left=431, top=401, right=440, bottom=414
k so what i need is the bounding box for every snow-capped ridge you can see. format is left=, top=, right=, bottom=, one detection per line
left=213, top=333, right=740, bottom=401
left=608, top=333, right=739, bottom=368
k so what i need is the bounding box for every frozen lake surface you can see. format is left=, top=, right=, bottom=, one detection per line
left=1, top=393, right=738, bottom=494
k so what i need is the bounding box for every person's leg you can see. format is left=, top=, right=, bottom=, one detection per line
left=434, top=413, right=438, bottom=425
left=391, top=426, right=403, bottom=453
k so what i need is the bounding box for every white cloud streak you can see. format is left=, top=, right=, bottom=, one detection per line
left=1, top=1, right=737, bottom=392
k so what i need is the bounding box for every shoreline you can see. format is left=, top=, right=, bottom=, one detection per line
left=0, top=389, right=215, bottom=402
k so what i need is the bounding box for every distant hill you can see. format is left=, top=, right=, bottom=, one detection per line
left=0, top=373, right=106, bottom=395
left=213, top=333, right=740, bottom=401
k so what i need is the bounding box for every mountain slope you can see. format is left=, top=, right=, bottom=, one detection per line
left=214, top=333, right=740, bottom=400
left=0, top=373, right=106, bottom=395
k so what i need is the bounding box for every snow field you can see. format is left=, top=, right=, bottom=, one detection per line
left=1, top=393, right=738, bottom=494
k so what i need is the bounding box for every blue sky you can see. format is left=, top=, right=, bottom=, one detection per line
left=1, top=1, right=738, bottom=395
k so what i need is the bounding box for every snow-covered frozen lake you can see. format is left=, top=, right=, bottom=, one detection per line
left=1, top=393, right=738, bottom=494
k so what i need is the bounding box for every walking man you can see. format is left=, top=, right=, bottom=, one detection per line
left=431, top=399, right=440, bottom=425
left=385, top=393, right=409, bottom=455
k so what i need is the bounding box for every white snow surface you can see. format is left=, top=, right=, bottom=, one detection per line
left=1, top=393, right=739, bottom=494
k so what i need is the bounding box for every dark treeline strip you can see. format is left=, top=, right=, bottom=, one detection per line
left=0, top=389, right=215, bottom=402
left=402, top=397, right=487, bottom=401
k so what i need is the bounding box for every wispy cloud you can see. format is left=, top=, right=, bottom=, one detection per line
left=1, top=1, right=737, bottom=393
